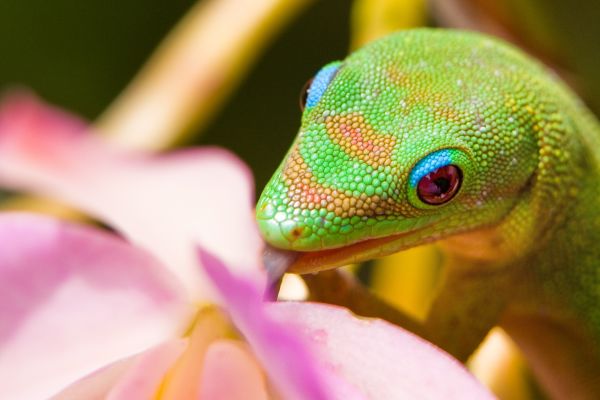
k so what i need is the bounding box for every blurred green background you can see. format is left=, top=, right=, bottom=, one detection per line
left=1, top=0, right=600, bottom=193
left=0, top=0, right=351, bottom=191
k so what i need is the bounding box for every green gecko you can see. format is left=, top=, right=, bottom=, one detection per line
left=256, top=29, right=600, bottom=398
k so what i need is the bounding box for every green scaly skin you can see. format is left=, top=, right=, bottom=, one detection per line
left=257, top=29, right=600, bottom=397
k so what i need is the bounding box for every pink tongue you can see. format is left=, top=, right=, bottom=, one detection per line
left=262, top=244, right=299, bottom=298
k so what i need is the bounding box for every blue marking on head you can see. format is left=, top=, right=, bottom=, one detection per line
left=306, top=62, right=342, bottom=108
left=409, top=149, right=453, bottom=187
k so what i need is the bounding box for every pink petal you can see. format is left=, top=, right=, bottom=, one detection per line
left=199, top=339, right=268, bottom=400
left=50, top=357, right=135, bottom=400
left=52, top=339, right=186, bottom=400
left=197, top=248, right=345, bottom=400
left=0, top=212, right=191, bottom=399
left=270, top=302, right=496, bottom=399
left=0, top=93, right=263, bottom=298
left=107, top=339, right=187, bottom=400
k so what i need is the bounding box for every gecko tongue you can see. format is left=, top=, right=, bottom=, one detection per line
left=262, top=244, right=300, bottom=299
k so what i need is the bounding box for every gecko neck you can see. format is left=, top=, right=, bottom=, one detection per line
left=440, top=111, right=600, bottom=398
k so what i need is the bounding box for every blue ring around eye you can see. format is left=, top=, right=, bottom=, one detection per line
left=409, top=149, right=454, bottom=187
left=305, top=61, right=342, bottom=108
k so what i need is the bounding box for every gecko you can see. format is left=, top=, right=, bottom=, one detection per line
left=256, top=29, right=600, bottom=398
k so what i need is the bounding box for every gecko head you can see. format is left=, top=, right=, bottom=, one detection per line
left=257, top=29, right=547, bottom=273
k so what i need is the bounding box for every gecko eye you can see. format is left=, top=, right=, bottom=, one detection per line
left=299, top=77, right=314, bottom=111
left=417, top=165, right=462, bottom=205
left=299, top=61, right=342, bottom=112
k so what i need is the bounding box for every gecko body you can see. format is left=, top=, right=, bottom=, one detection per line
left=257, top=29, right=600, bottom=397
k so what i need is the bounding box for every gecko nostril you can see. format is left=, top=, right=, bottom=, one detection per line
left=280, top=220, right=311, bottom=242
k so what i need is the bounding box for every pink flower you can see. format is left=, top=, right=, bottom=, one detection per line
left=0, top=94, right=494, bottom=399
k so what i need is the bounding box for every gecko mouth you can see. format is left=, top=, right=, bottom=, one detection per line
left=263, top=224, right=434, bottom=282
left=291, top=230, right=424, bottom=272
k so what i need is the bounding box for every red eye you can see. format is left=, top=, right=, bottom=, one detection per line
left=299, top=77, right=314, bottom=111
left=417, top=165, right=462, bottom=205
